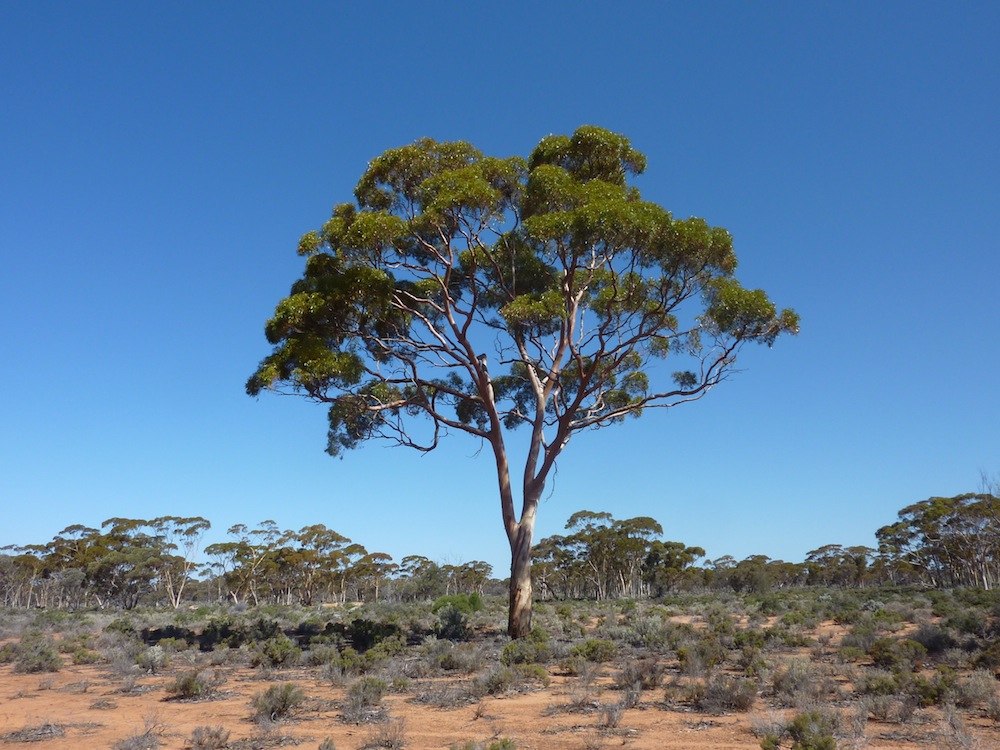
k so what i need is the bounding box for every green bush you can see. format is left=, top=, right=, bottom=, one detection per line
left=677, top=635, right=726, bottom=674
left=474, top=666, right=521, bottom=696
left=786, top=708, right=838, bottom=750
left=112, top=731, right=160, bottom=750
left=13, top=634, right=63, bottom=674
left=868, top=638, right=926, bottom=672
left=570, top=638, right=617, bottom=663
left=452, top=740, right=516, bottom=750
left=166, top=670, right=212, bottom=699
left=974, top=641, right=1000, bottom=670
left=912, top=622, right=957, bottom=654
left=251, top=634, right=301, bottom=667
left=435, top=642, right=485, bottom=673
left=435, top=605, right=471, bottom=641
left=105, top=617, right=138, bottom=638
left=859, top=669, right=899, bottom=697
left=251, top=682, right=305, bottom=723
left=71, top=647, right=101, bottom=665
left=500, top=628, right=551, bottom=665
left=349, top=676, right=389, bottom=707
left=432, top=593, right=484, bottom=614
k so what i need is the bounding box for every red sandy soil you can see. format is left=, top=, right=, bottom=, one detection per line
left=1, top=635, right=998, bottom=749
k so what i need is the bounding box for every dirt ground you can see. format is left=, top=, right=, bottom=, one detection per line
left=1, top=652, right=998, bottom=750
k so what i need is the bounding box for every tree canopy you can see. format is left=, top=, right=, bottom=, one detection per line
left=248, top=125, right=798, bottom=636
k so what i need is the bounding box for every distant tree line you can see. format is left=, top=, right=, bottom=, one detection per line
left=0, top=517, right=492, bottom=610
left=2, top=491, right=998, bottom=609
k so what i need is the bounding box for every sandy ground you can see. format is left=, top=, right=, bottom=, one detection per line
left=2, top=654, right=999, bottom=750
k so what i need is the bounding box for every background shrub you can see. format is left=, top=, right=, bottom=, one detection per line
left=13, top=634, right=62, bottom=674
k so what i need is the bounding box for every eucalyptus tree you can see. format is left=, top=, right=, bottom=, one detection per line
left=149, top=516, right=211, bottom=608
left=642, top=539, right=706, bottom=596
left=248, top=126, right=798, bottom=636
left=877, top=493, right=1000, bottom=589
left=205, top=521, right=281, bottom=605
left=354, top=551, right=397, bottom=601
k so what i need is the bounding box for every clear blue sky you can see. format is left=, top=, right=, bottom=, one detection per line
left=2, top=2, right=998, bottom=576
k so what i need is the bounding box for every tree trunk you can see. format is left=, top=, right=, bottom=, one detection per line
left=508, top=520, right=534, bottom=638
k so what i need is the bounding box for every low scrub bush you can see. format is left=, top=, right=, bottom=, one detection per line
left=677, top=635, right=727, bottom=675
left=111, top=733, right=160, bottom=750
left=912, top=622, right=957, bottom=655
left=759, top=707, right=840, bottom=750
left=771, top=659, right=833, bottom=707
left=500, top=628, right=551, bottom=665
left=786, top=708, right=839, bottom=750
left=432, top=641, right=486, bottom=673
left=251, top=634, right=300, bottom=668
left=452, top=740, right=516, bottom=750
left=12, top=634, right=63, bottom=674
left=432, top=593, right=484, bottom=614
left=187, top=726, right=230, bottom=750
left=614, top=658, right=664, bottom=690
left=472, top=665, right=544, bottom=697
left=342, top=676, right=389, bottom=724
left=165, top=669, right=221, bottom=700
left=868, top=637, right=926, bottom=672
left=251, top=682, right=305, bottom=724
left=359, top=719, right=407, bottom=750
left=571, top=638, right=617, bottom=663
left=435, top=605, right=471, bottom=641
left=693, top=675, right=757, bottom=714
left=953, top=668, right=998, bottom=708
left=136, top=645, right=168, bottom=674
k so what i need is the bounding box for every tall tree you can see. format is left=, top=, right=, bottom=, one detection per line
left=248, top=126, right=798, bottom=636
left=149, top=516, right=211, bottom=608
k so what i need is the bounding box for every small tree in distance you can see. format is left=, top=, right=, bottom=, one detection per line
left=248, top=125, right=798, bottom=637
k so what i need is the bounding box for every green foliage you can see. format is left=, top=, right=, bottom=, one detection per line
left=452, top=740, right=517, bottom=750
left=347, top=676, right=388, bottom=708
left=166, top=670, right=213, bottom=699
left=432, top=593, right=484, bottom=614
left=70, top=647, right=101, bottom=665
left=112, top=732, right=161, bottom=750
left=248, top=125, right=797, bottom=636
left=435, top=605, right=471, bottom=641
left=859, top=669, right=899, bottom=696
left=12, top=633, right=62, bottom=674
left=431, top=641, right=485, bottom=673
left=198, top=615, right=243, bottom=650
left=786, top=709, right=838, bottom=750
left=500, top=628, right=551, bottom=665
left=868, top=638, right=926, bottom=673
left=339, top=618, right=403, bottom=652
left=974, top=640, right=1000, bottom=670
left=251, top=682, right=305, bottom=723
left=570, top=638, right=617, bottom=663
left=251, top=634, right=301, bottom=668
left=677, top=635, right=727, bottom=674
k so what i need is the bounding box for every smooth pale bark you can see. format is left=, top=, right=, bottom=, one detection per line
left=508, top=516, right=535, bottom=638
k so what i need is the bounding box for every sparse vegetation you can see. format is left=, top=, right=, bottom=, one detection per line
left=2, top=495, right=1000, bottom=749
